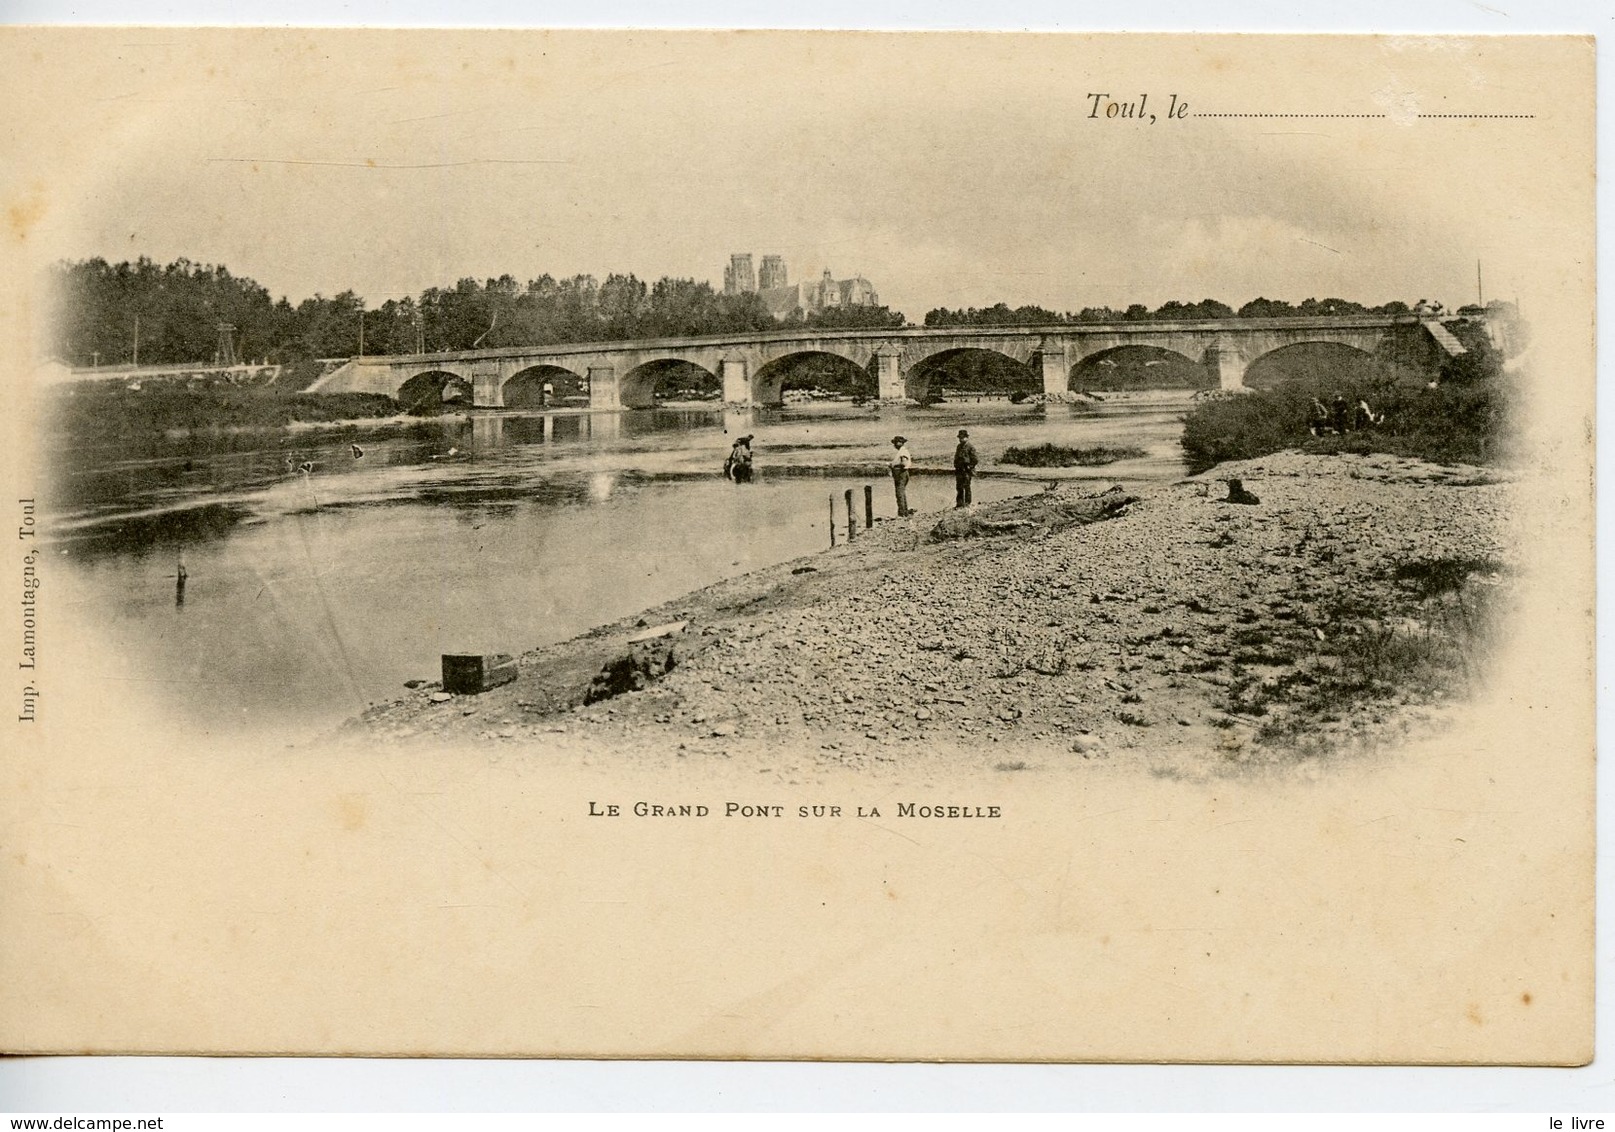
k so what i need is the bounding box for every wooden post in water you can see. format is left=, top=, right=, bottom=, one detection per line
left=829, top=496, right=836, bottom=548
left=863, top=484, right=874, bottom=529
left=845, top=489, right=856, bottom=540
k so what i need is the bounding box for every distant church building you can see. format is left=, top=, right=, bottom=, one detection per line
left=758, top=255, right=788, bottom=290
left=723, top=253, right=756, bottom=295
left=721, top=252, right=878, bottom=319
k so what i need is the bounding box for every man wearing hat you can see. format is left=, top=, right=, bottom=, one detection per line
left=889, top=435, right=913, bottom=517
left=953, top=428, right=979, bottom=508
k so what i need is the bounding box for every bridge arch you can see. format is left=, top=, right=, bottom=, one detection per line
left=903, top=337, right=1039, bottom=370
left=752, top=350, right=876, bottom=406
left=904, top=347, right=1037, bottom=404
left=1243, top=341, right=1379, bottom=392
left=1070, top=344, right=1212, bottom=391
left=619, top=358, right=719, bottom=409
left=503, top=364, right=586, bottom=409
left=398, top=370, right=474, bottom=414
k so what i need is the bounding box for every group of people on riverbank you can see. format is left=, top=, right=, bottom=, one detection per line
left=1310, top=393, right=1382, bottom=437
left=887, top=430, right=979, bottom=515
left=722, top=429, right=981, bottom=516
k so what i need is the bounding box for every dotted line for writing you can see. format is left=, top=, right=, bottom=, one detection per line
left=1194, top=112, right=1535, bottom=119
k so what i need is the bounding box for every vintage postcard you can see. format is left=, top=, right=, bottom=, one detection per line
left=0, top=30, right=1594, bottom=1061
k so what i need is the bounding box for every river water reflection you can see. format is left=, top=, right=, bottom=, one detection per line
left=46, top=393, right=1195, bottom=738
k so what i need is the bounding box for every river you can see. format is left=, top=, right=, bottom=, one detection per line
left=43, top=392, right=1195, bottom=739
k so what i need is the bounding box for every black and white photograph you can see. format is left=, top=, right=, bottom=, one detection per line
left=0, top=27, right=1596, bottom=1069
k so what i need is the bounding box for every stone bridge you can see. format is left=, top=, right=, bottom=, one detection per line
left=308, top=315, right=1463, bottom=409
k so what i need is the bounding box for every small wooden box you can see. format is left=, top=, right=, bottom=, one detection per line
left=441, top=653, right=518, bottom=695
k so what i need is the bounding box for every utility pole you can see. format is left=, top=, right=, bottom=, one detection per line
left=132, top=313, right=139, bottom=368
left=358, top=304, right=365, bottom=357
left=1477, top=260, right=1484, bottom=308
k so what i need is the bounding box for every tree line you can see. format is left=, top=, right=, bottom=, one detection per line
left=49, top=256, right=1431, bottom=370
left=922, top=297, right=1416, bottom=327
left=48, top=257, right=910, bottom=369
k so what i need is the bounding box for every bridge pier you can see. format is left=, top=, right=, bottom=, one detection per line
left=1204, top=344, right=1248, bottom=391
left=1037, top=344, right=1068, bottom=398
left=874, top=345, right=906, bottom=401
left=472, top=369, right=503, bottom=408
left=588, top=365, right=621, bottom=410
left=720, top=354, right=750, bottom=406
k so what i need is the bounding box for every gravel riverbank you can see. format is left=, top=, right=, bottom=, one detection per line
left=342, top=451, right=1515, bottom=782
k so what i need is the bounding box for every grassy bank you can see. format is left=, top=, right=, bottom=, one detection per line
left=49, top=384, right=400, bottom=440
left=1182, top=374, right=1511, bottom=474
left=1181, top=320, right=1516, bottom=473
left=1215, top=553, right=1508, bottom=751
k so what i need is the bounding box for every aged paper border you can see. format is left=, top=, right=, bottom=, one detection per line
left=0, top=0, right=1608, bottom=1111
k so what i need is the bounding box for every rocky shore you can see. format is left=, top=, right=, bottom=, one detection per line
left=343, top=451, right=1514, bottom=782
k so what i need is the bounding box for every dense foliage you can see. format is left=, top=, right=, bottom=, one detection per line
left=53, top=258, right=286, bottom=369
left=1179, top=318, right=1515, bottom=473
left=49, top=259, right=790, bottom=368
left=780, top=304, right=907, bottom=330
left=924, top=296, right=1414, bottom=328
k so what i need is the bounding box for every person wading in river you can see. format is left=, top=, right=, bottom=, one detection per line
left=723, top=435, right=755, bottom=484
left=953, top=428, right=979, bottom=508
left=889, top=435, right=914, bottom=517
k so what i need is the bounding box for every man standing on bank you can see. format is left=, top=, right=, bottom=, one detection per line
left=953, top=428, right=979, bottom=508
left=889, top=435, right=913, bottom=517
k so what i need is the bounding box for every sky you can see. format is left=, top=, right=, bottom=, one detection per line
left=4, top=30, right=1584, bottom=320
